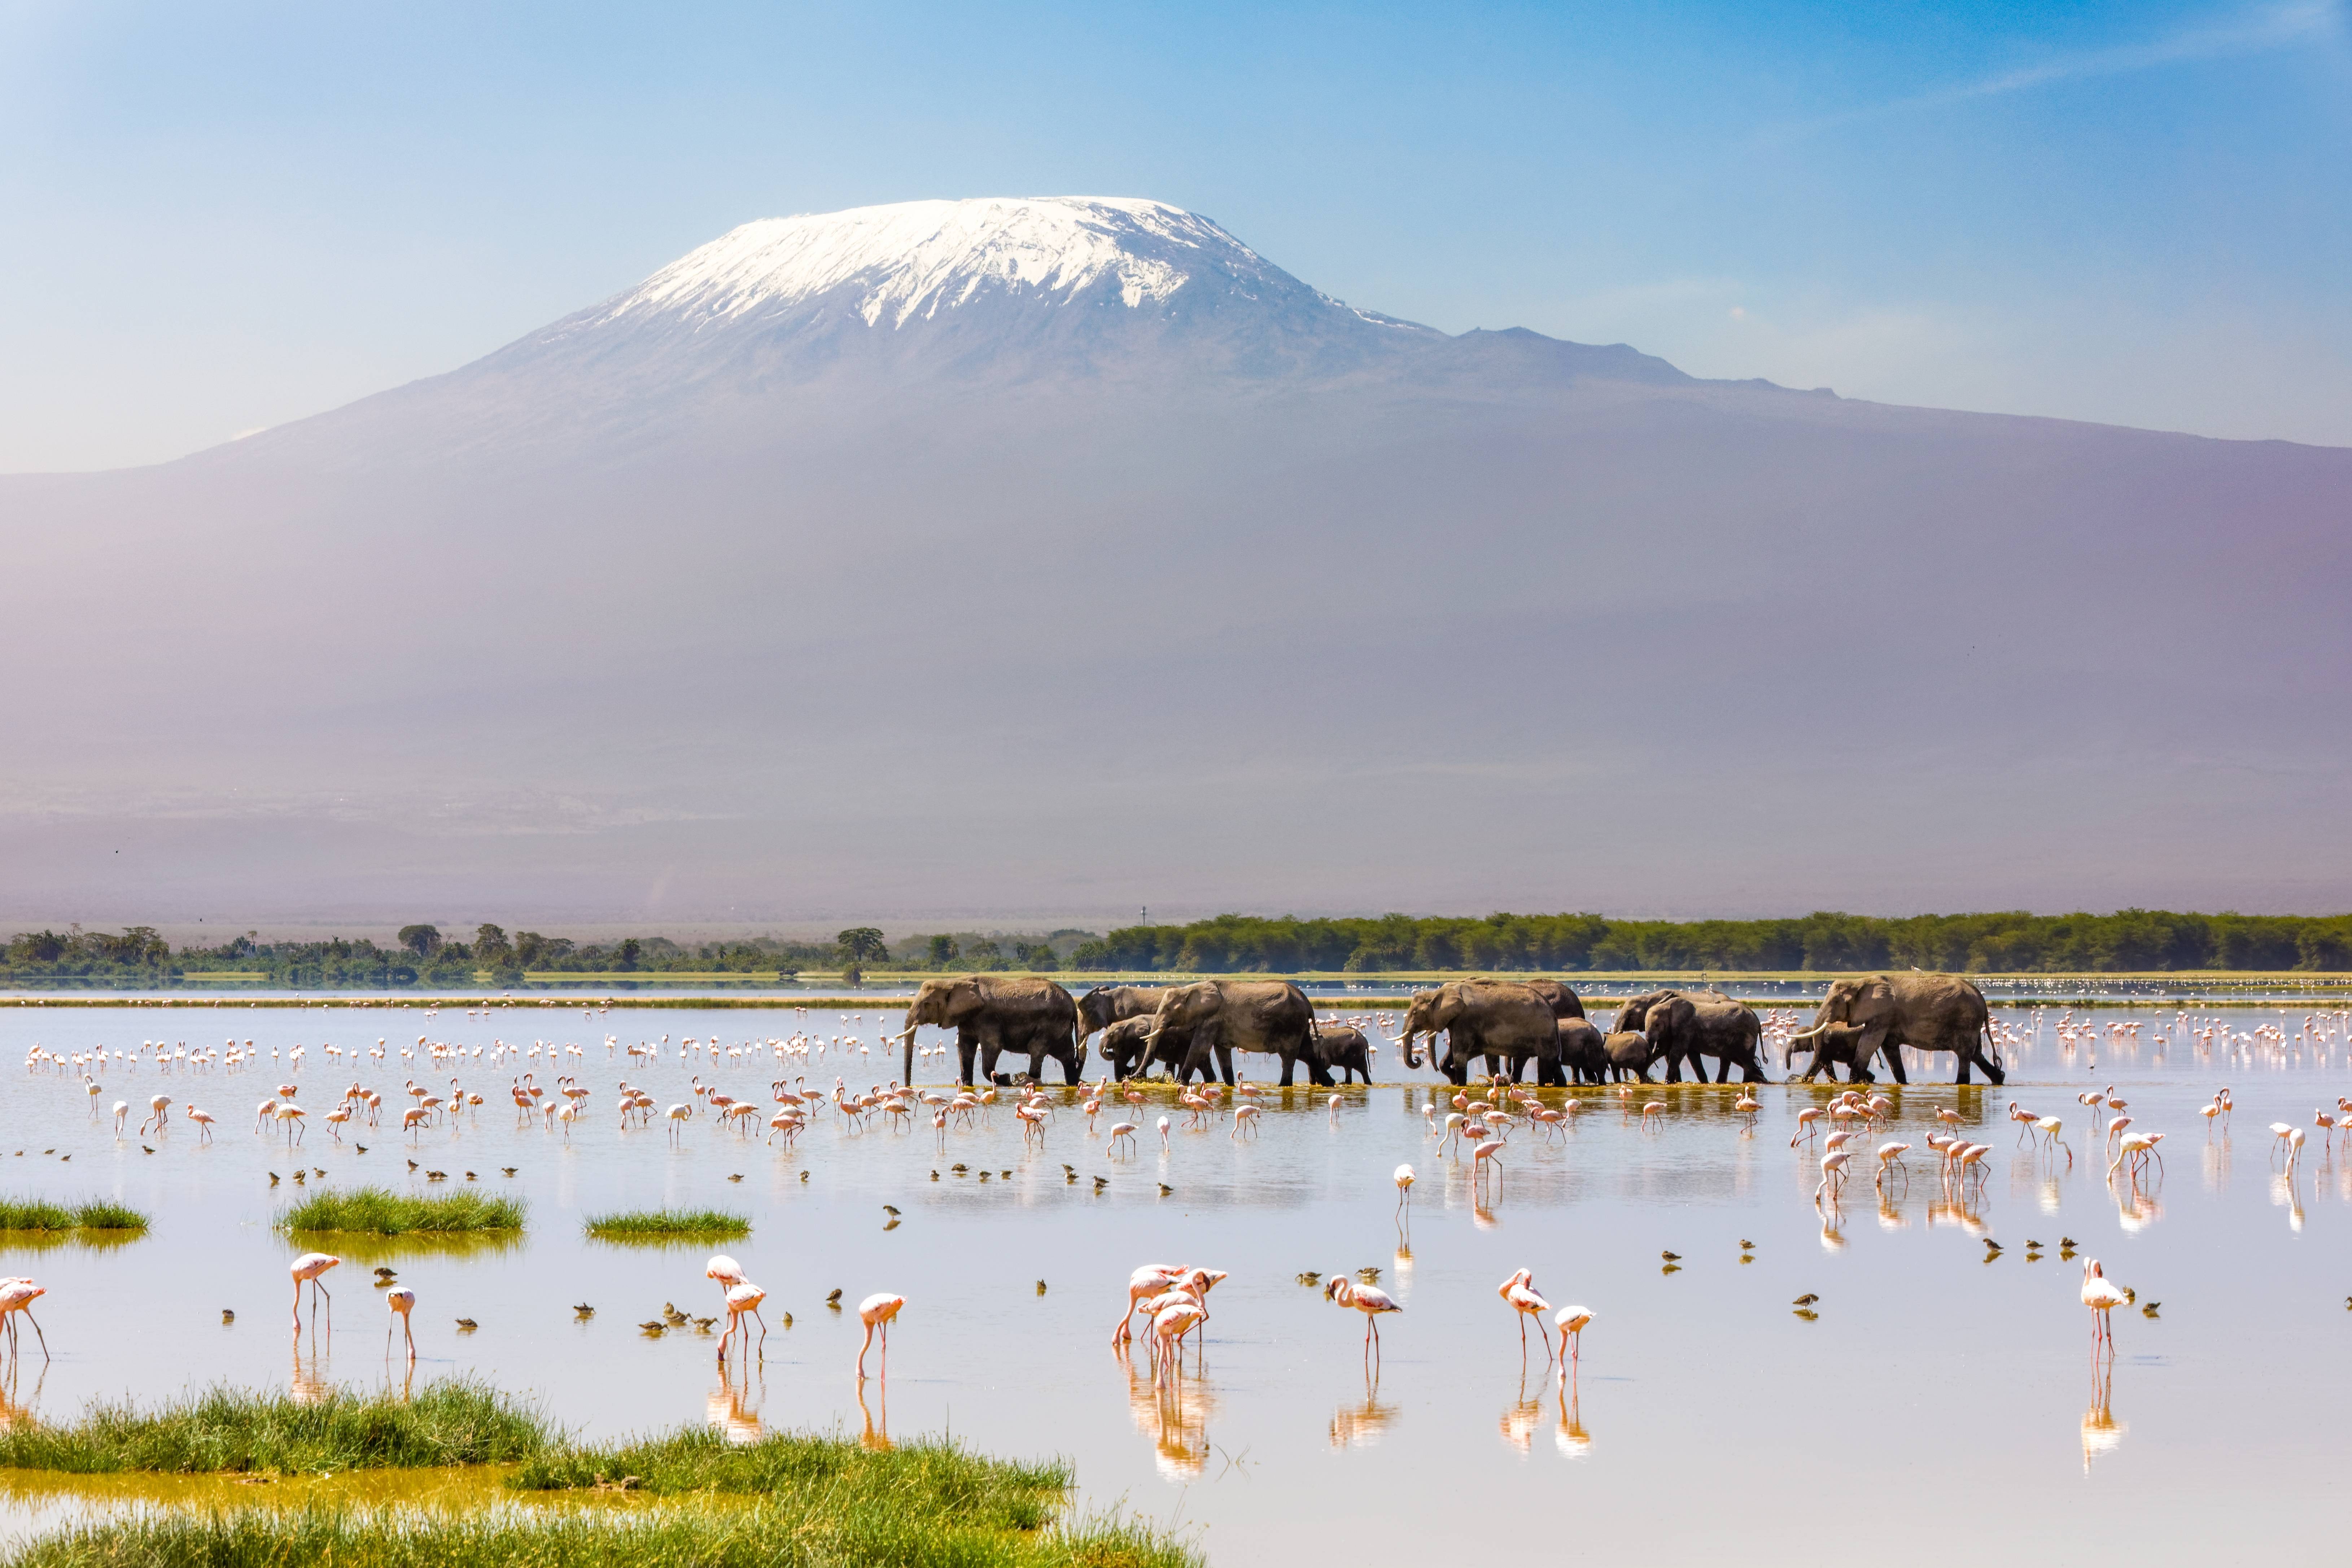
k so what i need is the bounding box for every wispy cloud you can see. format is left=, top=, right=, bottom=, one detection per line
left=1776, top=1, right=2343, bottom=137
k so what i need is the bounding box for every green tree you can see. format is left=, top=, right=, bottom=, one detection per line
left=836, top=928, right=888, bottom=965
left=397, top=925, right=443, bottom=958
left=927, top=934, right=959, bottom=965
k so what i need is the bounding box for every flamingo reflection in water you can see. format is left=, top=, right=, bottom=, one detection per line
left=1554, top=1380, right=1592, bottom=1459
left=1327, top=1372, right=1398, bottom=1450
left=2081, top=1356, right=2125, bottom=1476
left=707, top=1376, right=764, bottom=1446
left=1499, top=1384, right=1544, bottom=1454
left=856, top=1377, right=890, bottom=1453
left=1116, top=1342, right=1213, bottom=1480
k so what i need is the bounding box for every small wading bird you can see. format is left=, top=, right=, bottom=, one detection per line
left=857, top=1291, right=904, bottom=1380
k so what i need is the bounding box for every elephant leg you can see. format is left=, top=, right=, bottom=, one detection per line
left=1714, top=1055, right=1731, bottom=1084
left=1954, top=1050, right=1972, bottom=1085
left=956, top=1030, right=979, bottom=1088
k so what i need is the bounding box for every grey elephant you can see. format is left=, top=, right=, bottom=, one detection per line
left=1555, top=1018, right=1609, bottom=1083
left=1146, top=980, right=1319, bottom=1086
left=1076, top=986, right=1169, bottom=1055
left=1600, top=1030, right=1660, bottom=1082
left=1617, top=989, right=1770, bottom=1082
left=1788, top=1022, right=1873, bottom=1080
left=896, top=974, right=1083, bottom=1086
left=1477, top=977, right=1585, bottom=1022
left=1400, top=981, right=1562, bottom=1085
left=1306, top=1022, right=1373, bottom=1084
left=1784, top=973, right=2002, bottom=1084
left=1097, top=1016, right=1189, bottom=1080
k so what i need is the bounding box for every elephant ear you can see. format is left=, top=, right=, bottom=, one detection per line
left=1855, top=979, right=1896, bottom=1019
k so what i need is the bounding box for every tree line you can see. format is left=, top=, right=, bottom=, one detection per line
left=1064, top=909, right=2352, bottom=974
left=5, top=909, right=2349, bottom=988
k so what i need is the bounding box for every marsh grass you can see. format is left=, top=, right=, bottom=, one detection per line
left=581, top=1209, right=748, bottom=1243
left=0, top=1499, right=1198, bottom=1568
left=0, top=1380, right=547, bottom=1475
left=0, top=1198, right=150, bottom=1233
left=279, top=1187, right=524, bottom=1235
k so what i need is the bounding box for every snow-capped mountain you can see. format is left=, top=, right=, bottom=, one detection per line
left=1, top=197, right=2346, bottom=924
left=587, top=197, right=1399, bottom=332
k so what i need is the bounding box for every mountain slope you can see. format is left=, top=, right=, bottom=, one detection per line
left=1, top=197, right=2346, bottom=924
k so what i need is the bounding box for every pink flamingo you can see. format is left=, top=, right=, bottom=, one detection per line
left=1499, top=1267, right=1552, bottom=1365
left=185, top=1106, right=217, bottom=1143
left=289, top=1252, right=341, bottom=1329
left=720, top=1280, right=768, bottom=1364
left=1325, top=1274, right=1402, bottom=1366
left=1553, top=1303, right=1593, bottom=1374
left=2081, top=1258, right=2128, bottom=1355
left=385, top=1286, right=416, bottom=1360
left=0, top=1279, right=49, bottom=1362
left=857, top=1292, right=904, bottom=1379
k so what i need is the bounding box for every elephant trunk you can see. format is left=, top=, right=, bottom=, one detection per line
left=1399, top=1028, right=1422, bottom=1071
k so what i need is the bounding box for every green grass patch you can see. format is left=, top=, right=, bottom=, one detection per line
left=582, top=1209, right=749, bottom=1243
left=0, top=1380, right=547, bottom=1475
left=279, top=1186, right=524, bottom=1236
left=0, top=1198, right=150, bottom=1233
left=0, top=1498, right=1197, bottom=1568
left=69, top=1199, right=149, bottom=1231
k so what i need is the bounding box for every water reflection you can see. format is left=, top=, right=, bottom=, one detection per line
left=709, top=1377, right=764, bottom=1445
left=1118, top=1346, right=1214, bottom=1479
left=854, top=1380, right=887, bottom=1452
left=1327, top=1375, right=1397, bottom=1450
left=1498, top=1384, right=1543, bottom=1454
left=2080, top=1359, right=2125, bottom=1476
left=1553, top=1382, right=1591, bottom=1460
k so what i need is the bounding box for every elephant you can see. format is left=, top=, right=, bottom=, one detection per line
left=1097, top=1015, right=1190, bottom=1080
left=1600, top=1030, right=1661, bottom=1082
left=1399, top=981, right=1563, bottom=1085
left=896, top=974, right=1083, bottom=1087
left=1518, top=978, right=1587, bottom=1021
left=1306, top=1022, right=1373, bottom=1084
left=1616, top=989, right=1769, bottom=1082
left=1784, top=973, right=2003, bottom=1085
left=1555, top=1019, right=1609, bottom=1083
left=1787, top=1022, right=1873, bottom=1080
left=1076, top=986, right=1169, bottom=1052
left=1145, top=980, right=1319, bottom=1086
left=1612, top=990, right=1675, bottom=1034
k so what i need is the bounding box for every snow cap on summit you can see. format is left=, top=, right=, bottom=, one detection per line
left=603, top=197, right=1277, bottom=330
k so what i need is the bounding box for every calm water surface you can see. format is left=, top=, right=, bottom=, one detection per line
left=0, top=1001, right=2346, bottom=1564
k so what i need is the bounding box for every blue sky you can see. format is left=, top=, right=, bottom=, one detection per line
left=3, top=0, right=2347, bottom=470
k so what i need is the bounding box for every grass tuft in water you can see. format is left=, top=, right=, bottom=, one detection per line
left=0, top=1499, right=1198, bottom=1568
left=582, top=1208, right=749, bottom=1242
left=0, top=1379, right=547, bottom=1474
left=279, top=1186, right=524, bottom=1235
left=0, top=1198, right=150, bottom=1232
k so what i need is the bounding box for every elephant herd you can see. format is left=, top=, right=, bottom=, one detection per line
left=894, top=970, right=2006, bottom=1089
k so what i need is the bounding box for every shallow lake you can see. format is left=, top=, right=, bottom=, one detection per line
left=0, top=1000, right=2345, bottom=1562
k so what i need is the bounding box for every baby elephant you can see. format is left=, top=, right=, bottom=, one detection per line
left=1307, top=1023, right=1372, bottom=1084
left=1098, top=1017, right=1188, bottom=1081
left=1601, top=1031, right=1660, bottom=1083
left=1556, top=1019, right=1609, bottom=1084
left=1788, top=1022, right=1876, bottom=1082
